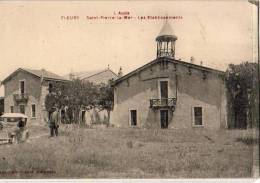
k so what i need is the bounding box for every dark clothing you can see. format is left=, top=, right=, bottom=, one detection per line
left=50, top=125, right=59, bottom=137
left=17, top=120, right=26, bottom=128
left=49, top=110, right=59, bottom=137
left=50, top=110, right=59, bottom=126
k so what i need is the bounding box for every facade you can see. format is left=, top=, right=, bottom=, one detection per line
left=1, top=68, right=69, bottom=125
left=111, top=21, right=227, bottom=129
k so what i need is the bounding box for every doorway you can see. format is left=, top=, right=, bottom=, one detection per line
left=81, top=110, right=86, bottom=124
left=160, top=110, right=168, bottom=128
left=160, top=81, right=168, bottom=98
left=160, top=80, right=168, bottom=106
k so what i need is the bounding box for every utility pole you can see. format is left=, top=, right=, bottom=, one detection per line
left=248, top=0, right=259, bottom=124
left=248, top=0, right=259, bottom=177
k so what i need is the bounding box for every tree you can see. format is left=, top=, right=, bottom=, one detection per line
left=66, top=79, right=99, bottom=124
left=44, top=82, right=69, bottom=113
left=225, top=62, right=258, bottom=128
left=45, top=79, right=99, bottom=124
left=97, top=80, right=114, bottom=123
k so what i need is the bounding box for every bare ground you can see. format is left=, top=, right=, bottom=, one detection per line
left=0, top=125, right=257, bottom=178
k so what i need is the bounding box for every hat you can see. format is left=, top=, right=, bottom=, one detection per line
left=51, top=107, right=58, bottom=111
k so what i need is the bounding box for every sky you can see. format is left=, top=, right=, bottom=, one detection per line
left=0, top=1, right=258, bottom=96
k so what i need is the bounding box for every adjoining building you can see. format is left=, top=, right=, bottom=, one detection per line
left=64, top=67, right=118, bottom=84
left=63, top=67, right=118, bottom=125
left=1, top=68, right=69, bottom=125
left=111, top=21, right=227, bottom=129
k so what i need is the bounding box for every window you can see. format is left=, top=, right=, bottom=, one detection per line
left=158, top=79, right=169, bottom=100
left=10, top=106, right=14, bottom=113
left=19, top=105, right=25, bottom=114
left=31, top=104, right=36, bottom=118
left=160, top=81, right=168, bottom=99
left=193, top=107, right=203, bottom=126
left=48, top=83, right=53, bottom=93
left=130, top=110, right=137, bottom=126
left=19, top=80, right=25, bottom=94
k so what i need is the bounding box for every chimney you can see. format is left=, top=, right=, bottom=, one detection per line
left=40, top=68, right=45, bottom=83
left=118, top=67, right=123, bottom=78
left=190, top=56, right=195, bottom=64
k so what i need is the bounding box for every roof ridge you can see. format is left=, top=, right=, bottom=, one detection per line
left=77, top=69, right=105, bottom=78
left=107, top=68, right=118, bottom=77
left=81, top=68, right=117, bottom=80
left=114, top=58, right=225, bottom=85
left=24, top=68, right=67, bottom=78
left=21, top=68, right=41, bottom=78
left=2, top=67, right=69, bottom=84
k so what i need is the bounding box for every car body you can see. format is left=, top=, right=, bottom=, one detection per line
left=0, top=113, right=29, bottom=144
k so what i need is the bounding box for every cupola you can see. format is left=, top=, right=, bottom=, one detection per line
left=156, top=20, right=177, bottom=59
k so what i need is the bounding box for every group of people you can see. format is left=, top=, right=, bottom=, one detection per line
left=11, top=107, right=59, bottom=142
left=14, top=107, right=59, bottom=140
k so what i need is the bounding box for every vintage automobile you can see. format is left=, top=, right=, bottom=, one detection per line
left=0, top=113, right=29, bottom=144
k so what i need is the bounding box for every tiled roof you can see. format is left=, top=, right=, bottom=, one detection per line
left=64, top=69, right=118, bottom=84
left=1, top=68, right=69, bottom=84
left=64, top=69, right=104, bottom=80
left=22, top=68, right=68, bottom=81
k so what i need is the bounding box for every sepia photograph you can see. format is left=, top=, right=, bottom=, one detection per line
left=0, top=0, right=259, bottom=180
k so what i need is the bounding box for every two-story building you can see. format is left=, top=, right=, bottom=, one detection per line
left=1, top=68, right=69, bottom=125
left=111, top=21, right=227, bottom=129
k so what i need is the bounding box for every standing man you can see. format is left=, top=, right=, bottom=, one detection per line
left=49, top=107, right=60, bottom=137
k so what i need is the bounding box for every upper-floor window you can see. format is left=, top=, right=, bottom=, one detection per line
left=19, top=105, right=25, bottom=114
left=160, top=80, right=168, bottom=99
left=158, top=79, right=169, bottom=99
left=48, top=83, right=53, bottom=93
left=193, top=107, right=203, bottom=126
left=10, top=106, right=14, bottom=113
left=156, top=79, right=170, bottom=107
left=31, top=104, right=36, bottom=118
left=19, top=80, right=25, bottom=94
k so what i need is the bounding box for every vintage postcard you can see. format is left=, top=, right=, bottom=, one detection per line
left=0, top=0, right=259, bottom=181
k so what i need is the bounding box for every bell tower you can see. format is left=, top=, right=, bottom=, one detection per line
left=156, top=20, right=177, bottom=59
